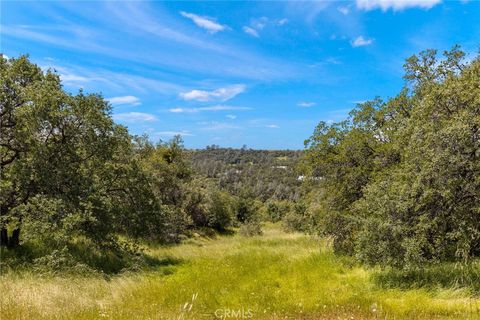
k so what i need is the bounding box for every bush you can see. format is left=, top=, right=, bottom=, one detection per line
left=265, top=200, right=291, bottom=222
left=182, top=179, right=235, bottom=231
left=207, top=190, right=234, bottom=230
left=239, top=221, right=263, bottom=237
left=235, top=195, right=256, bottom=224
left=282, top=202, right=308, bottom=232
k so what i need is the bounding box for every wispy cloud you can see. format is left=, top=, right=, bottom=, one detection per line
left=179, top=84, right=246, bottom=102
left=3, top=6, right=297, bottom=81
left=107, top=95, right=141, bottom=106
left=40, top=61, right=183, bottom=94
left=248, top=119, right=281, bottom=129
left=243, top=26, right=259, bottom=38
left=356, top=0, right=442, bottom=11
left=180, top=11, right=226, bottom=33
left=338, top=6, right=350, bottom=15
left=351, top=36, right=374, bottom=47
left=285, top=1, right=330, bottom=23
left=113, top=112, right=157, bottom=122
left=169, top=105, right=251, bottom=113
left=59, top=73, right=90, bottom=83
left=351, top=99, right=368, bottom=104
left=40, top=64, right=105, bottom=85
left=309, top=57, right=342, bottom=68
left=1, top=25, right=89, bottom=51
left=154, top=131, right=193, bottom=137
left=200, top=121, right=240, bottom=131
left=298, top=101, right=316, bottom=107
left=243, top=16, right=278, bottom=38
left=277, top=18, right=289, bottom=26
left=226, top=114, right=237, bottom=119
left=251, top=17, right=268, bottom=30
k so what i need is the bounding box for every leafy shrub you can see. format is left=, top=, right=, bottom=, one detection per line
left=265, top=200, right=291, bottom=222
left=235, top=195, right=256, bottom=224
left=239, top=221, right=263, bottom=237
left=207, top=190, right=234, bottom=230
left=282, top=202, right=308, bottom=232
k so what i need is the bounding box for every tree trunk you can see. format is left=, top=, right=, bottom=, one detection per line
left=0, top=228, right=8, bottom=247
left=7, top=228, right=20, bottom=248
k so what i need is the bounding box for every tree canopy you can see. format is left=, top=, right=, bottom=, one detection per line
left=303, top=46, right=480, bottom=267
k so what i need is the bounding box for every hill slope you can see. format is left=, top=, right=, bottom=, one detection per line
left=2, top=224, right=478, bottom=319
left=189, top=147, right=303, bottom=201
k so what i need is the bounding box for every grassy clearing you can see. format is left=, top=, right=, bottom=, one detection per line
left=1, top=224, right=479, bottom=320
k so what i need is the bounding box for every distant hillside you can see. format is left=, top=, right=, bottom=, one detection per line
left=188, top=146, right=303, bottom=201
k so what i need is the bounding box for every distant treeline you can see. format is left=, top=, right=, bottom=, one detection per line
left=189, top=147, right=303, bottom=201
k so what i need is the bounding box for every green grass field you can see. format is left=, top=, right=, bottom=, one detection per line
left=1, top=225, right=479, bottom=320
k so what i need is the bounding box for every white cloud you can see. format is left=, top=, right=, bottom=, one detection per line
left=113, top=112, right=156, bottom=122
left=169, top=108, right=186, bottom=113
left=325, top=57, right=342, bottom=65
left=169, top=105, right=251, bottom=113
left=338, top=6, right=350, bottom=15
left=200, top=105, right=249, bottom=112
left=59, top=74, right=89, bottom=83
left=107, top=95, right=141, bottom=106
left=243, top=26, right=259, bottom=38
left=40, top=64, right=93, bottom=84
left=201, top=121, right=240, bottom=131
left=356, top=0, right=441, bottom=11
left=251, top=17, right=268, bottom=30
left=243, top=17, right=287, bottom=38
left=266, top=124, right=280, bottom=128
left=179, top=84, right=246, bottom=102
left=309, top=58, right=342, bottom=68
left=351, top=36, right=374, bottom=47
left=2, top=17, right=294, bottom=81
left=180, top=11, right=226, bottom=33
left=155, top=131, right=193, bottom=137
left=226, top=114, right=237, bottom=119
left=179, top=90, right=211, bottom=101
left=298, top=101, right=316, bottom=107
left=351, top=100, right=367, bottom=104
left=2, top=54, right=9, bottom=60
left=40, top=62, right=183, bottom=94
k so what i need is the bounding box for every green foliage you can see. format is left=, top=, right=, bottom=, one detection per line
left=189, top=147, right=302, bottom=201
left=0, top=55, right=155, bottom=250
left=303, top=46, right=480, bottom=267
left=282, top=201, right=309, bottom=233
left=265, top=200, right=291, bottom=222
left=2, top=226, right=478, bottom=319
left=238, top=220, right=263, bottom=237
left=0, top=56, right=232, bottom=270
left=373, top=260, right=480, bottom=293
left=180, top=178, right=235, bottom=231
left=207, top=190, right=235, bottom=230
left=234, top=190, right=256, bottom=224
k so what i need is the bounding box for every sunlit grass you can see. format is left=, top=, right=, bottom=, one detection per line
left=1, top=224, right=479, bottom=319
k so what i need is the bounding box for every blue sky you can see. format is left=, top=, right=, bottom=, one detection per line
left=1, top=0, right=479, bottom=149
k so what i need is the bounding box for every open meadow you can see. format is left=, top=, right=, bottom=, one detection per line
left=2, top=224, right=479, bottom=320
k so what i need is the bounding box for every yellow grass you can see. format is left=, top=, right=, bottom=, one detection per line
left=1, top=224, right=479, bottom=319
